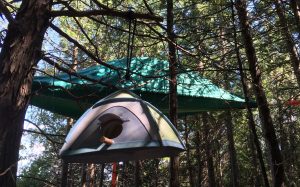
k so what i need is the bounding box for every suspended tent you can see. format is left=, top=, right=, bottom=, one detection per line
left=31, top=57, right=256, bottom=119
left=59, top=90, right=185, bottom=163
left=30, top=57, right=256, bottom=163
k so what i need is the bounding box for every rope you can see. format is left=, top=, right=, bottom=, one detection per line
left=125, top=10, right=137, bottom=80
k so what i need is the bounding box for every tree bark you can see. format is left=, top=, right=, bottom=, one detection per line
left=224, top=111, right=240, bottom=187
left=219, top=25, right=240, bottom=187
left=195, top=130, right=203, bottom=187
left=81, top=164, right=87, bottom=187
left=248, top=128, right=261, bottom=187
left=87, top=164, right=95, bottom=187
left=290, top=0, right=300, bottom=36
left=202, top=112, right=216, bottom=187
left=230, top=2, right=270, bottom=186
left=154, top=159, right=160, bottom=187
left=273, top=0, right=300, bottom=87
left=134, top=161, right=142, bottom=187
left=61, top=160, right=69, bottom=187
left=0, top=1, right=51, bottom=186
left=61, top=118, right=74, bottom=187
left=99, top=164, right=105, bottom=187
left=184, top=118, right=195, bottom=187
left=166, top=0, right=179, bottom=186
left=235, top=0, right=285, bottom=186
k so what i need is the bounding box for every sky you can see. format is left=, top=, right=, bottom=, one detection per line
left=18, top=110, right=46, bottom=174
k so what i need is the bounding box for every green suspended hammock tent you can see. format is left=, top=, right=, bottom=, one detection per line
left=31, top=57, right=255, bottom=119
left=31, top=57, right=256, bottom=163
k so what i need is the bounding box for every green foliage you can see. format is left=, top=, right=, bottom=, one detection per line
left=17, top=0, right=300, bottom=185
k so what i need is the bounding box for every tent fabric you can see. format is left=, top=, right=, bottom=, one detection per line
left=60, top=90, right=185, bottom=163
left=31, top=57, right=256, bottom=118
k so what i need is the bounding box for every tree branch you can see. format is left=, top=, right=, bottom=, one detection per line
left=23, top=129, right=66, bottom=137
left=50, top=9, right=163, bottom=22
left=142, top=0, right=154, bottom=15
left=0, top=0, right=15, bottom=24
left=73, top=17, right=99, bottom=58
left=17, top=175, right=56, bottom=187
left=41, top=55, right=118, bottom=89
left=90, top=0, right=110, bottom=10
left=24, top=119, right=63, bottom=145
left=49, top=23, right=119, bottom=71
left=0, top=163, right=16, bottom=176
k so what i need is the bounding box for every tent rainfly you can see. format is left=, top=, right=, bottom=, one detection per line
left=59, top=90, right=185, bottom=163
left=31, top=57, right=256, bottom=119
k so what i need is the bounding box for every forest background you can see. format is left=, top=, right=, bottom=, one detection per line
left=0, top=0, right=300, bottom=186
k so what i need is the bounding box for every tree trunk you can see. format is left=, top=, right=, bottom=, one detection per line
left=273, top=0, right=300, bottom=87
left=290, top=0, right=300, bottom=36
left=61, top=160, right=69, bottom=187
left=166, top=0, right=179, bottom=186
left=61, top=118, right=74, bottom=187
left=235, top=0, right=285, bottom=186
left=61, top=47, right=78, bottom=187
left=230, top=2, right=270, bottom=186
left=202, top=112, right=216, bottom=187
left=248, top=128, right=261, bottom=187
left=68, top=164, right=74, bottom=187
left=99, top=164, right=105, bottom=187
left=134, top=161, right=141, bottom=187
left=0, top=1, right=51, bottom=186
left=184, top=118, right=195, bottom=187
left=219, top=25, right=240, bottom=187
left=287, top=112, right=297, bottom=184
left=195, top=130, right=203, bottom=187
left=81, top=164, right=87, bottom=187
left=155, top=159, right=160, bottom=187
left=87, top=164, right=95, bottom=187
left=224, top=111, right=240, bottom=187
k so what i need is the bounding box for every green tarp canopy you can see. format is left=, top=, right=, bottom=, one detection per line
left=31, top=57, right=255, bottom=119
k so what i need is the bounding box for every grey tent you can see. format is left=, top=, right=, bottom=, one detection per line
left=59, top=90, right=185, bottom=163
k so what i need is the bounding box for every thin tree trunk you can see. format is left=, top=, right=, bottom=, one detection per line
left=68, top=164, right=74, bottom=187
left=195, top=130, right=203, bottom=187
left=61, top=160, right=69, bottom=187
left=216, top=138, right=223, bottom=187
left=235, top=0, right=285, bottom=186
left=87, top=164, right=95, bottom=187
left=61, top=46, right=78, bottom=187
left=274, top=0, right=300, bottom=87
left=99, top=164, right=105, bottom=187
left=202, top=112, right=216, bottom=187
left=0, top=1, right=51, bottom=186
left=219, top=25, right=240, bottom=187
left=277, top=102, right=288, bottom=166
left=288, top=113, right=297, bottom=184
left=155, top=159, right=159, bottom=187
left=224, top=111, right=240, bottom=187
left=248, top=128, right=261, bottom=187
left=230, top=2, right=270, bottom=186
left=61, top=118, right=74, bottom=187
left=166, top=0, right=179, bottom=186
left=119, top=162, right=125, bottom=186
left=290, top=0, right=300, bottom=36
left=134, top=161, right=141, bottom=187
left=81, top=164, right=87, bottom=187
left=184, top=118, right=195, bottom=187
